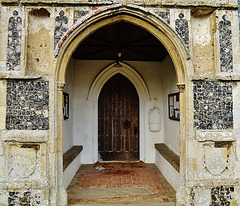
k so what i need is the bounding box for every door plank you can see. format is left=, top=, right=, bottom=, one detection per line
left=98, top=74, right=139, bottom=161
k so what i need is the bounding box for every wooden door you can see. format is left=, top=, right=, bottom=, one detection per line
left=98, top=74, right=139, bottom=161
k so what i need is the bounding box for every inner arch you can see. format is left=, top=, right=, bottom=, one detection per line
left=62, top=15, right=183, bottom=192
left=87, top=61, right=150, bottom=102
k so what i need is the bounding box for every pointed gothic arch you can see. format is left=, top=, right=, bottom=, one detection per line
left=84, top=62, right=151, bottom=164
left=87, top=62, right=151, bottom=102
left=55, top=4, right=189, bottom=204
left=55, top=4, right=189, bottom=86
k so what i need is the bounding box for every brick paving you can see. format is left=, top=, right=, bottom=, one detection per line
left=67, top=162, right=176, bottom=205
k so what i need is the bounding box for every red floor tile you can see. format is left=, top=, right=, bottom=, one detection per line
left=67, top=162, right=176, bottom=204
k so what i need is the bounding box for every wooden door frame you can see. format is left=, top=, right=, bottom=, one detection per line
left=87, top=62, right=150, bottom=162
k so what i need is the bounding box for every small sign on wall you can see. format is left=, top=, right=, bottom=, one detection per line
left=168, top=92, right=180, bottom=121
left=63, top=92, right=69, bottom=120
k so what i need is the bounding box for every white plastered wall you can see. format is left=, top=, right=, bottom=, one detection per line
left=63, top=56, right=179, bottom=164
left=62, top=60, right=74, bottom=153
left=162, top=57, right=180, bottom=155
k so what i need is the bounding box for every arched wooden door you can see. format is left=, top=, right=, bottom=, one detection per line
left=98, top=74, right=139, bottom=161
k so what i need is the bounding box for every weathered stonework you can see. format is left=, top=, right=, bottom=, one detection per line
left=155, top=11, right=170, bottom=24
left=191, top=186, right=236, bottom=206
left=8, top=190, right=42, bottom=205
left=6, top=10, right=22, bottom=71
left=73, top=10, right=89, bottom=23
left=6, top=80, right=49, bottom=130
left=202, top=141, right=234, bottom=178
left=26, top=9, right=51, bottom=76
left=8, top=143, right=41, bottom=179
left=193, top=81, right=233, bottom=130
left=0, top=0, right=240, bottom=205
left=54, top=10, right=68, bottom=49
left=239, top=0, right=240, bottom=39
left=192, top=13, right=215, bottom=77
left=175, top=13, right=189, bottom=51
left=219, top=15, right=233, bottom=72
left=211, top=186, right=235, bottom=206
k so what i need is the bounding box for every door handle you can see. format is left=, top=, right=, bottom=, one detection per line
left=123, top=120, right=131, bottom=129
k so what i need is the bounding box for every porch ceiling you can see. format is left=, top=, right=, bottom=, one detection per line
left=72, top=22, right=169, bottom=62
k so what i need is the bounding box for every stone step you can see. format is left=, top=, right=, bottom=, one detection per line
left=69, top=199, right=176, bottom=206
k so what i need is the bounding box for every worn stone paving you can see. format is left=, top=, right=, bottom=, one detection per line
left=67, top=163, right=176, bottom=205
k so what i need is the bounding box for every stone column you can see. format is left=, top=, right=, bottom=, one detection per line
left=176, top=83, right=187, bottom=206
left=56, top=82, right=67, bottom=205
left=0, top=80, right=6, bottom=130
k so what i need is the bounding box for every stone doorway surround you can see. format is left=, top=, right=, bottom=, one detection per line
left=87, top=61, right=151, bottom=163
left=55, top=4, right=188, bottom=205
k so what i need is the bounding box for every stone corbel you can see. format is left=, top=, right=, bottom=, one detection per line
left=57, top=82, right=65, bottom=92
left=177, top=83, right=185, bottom=93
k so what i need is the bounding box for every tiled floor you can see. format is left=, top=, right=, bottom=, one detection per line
left=67, top=162, right=176, bottom=205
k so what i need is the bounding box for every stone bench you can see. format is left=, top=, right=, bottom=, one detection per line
left=63, top=146, right=83, bottom=171
left=154, top=143, right=180, bottom=172
left=63, top=146, right=83, bottom=188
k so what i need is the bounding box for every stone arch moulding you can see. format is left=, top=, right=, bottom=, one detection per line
left=55, top=4, right=188, bottom=86
left=87, top=62, right=151, bottom=102
left=54, top=4, right=189, bottom=205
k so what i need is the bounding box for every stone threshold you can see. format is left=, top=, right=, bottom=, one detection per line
left=63, top=146, right=83, bottom=171
left=154, top=143, right=180, bottom=172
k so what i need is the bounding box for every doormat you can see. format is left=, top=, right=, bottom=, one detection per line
left=94, top=161, right=146, bottom=169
